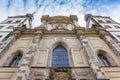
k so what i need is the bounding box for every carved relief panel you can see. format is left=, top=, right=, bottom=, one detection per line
left=49, top=68, right=74, bottom=80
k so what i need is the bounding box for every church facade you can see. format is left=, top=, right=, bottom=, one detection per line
left=0, top=15, right=120, bottom=80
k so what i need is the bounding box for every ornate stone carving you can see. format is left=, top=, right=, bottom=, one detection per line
left=49, top=68, right=74, bottom=80
left=54, top=72, right=68, bottom=80
left=41, top=15, right=79, bottom=31
left=41, top=15, right=78, bottom=24
left=80, top=36, right=98, bottom=63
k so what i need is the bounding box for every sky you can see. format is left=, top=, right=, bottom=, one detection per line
left=0, top=0, right=120, bottom=28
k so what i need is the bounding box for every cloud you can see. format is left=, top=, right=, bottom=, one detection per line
left=0, top=0, right=8, bottom=21
left=82, top=0, right=120, bottom=23
left=0, top=0, right=120, bottom=28
left=8, top=0, right=25, bottom=15
left=32, top=0, right=85, bottom=27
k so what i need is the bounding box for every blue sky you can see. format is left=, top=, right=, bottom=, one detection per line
left=0, top=0, right=120, bottom=27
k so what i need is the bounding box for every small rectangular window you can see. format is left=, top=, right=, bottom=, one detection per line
left=6, top=20, right=12, bottom=23
left=0, top=26, right=4, bottom=29
left=106, top=20, right=112, bottom=23
left=117, top=35, right=120, bottom=39
left=0, top=35, right=2, bottom=38
left=7, top=26, right=13, bottom=29
left=114, top=25, right=120, bottom=29
left=104, top=25, right=111, bottom=28
left=98, top=20, right=104, bottom=23
left=14, top=20, right=21, bottom=23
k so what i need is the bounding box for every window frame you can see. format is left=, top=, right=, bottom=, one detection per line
left=9, top=53, right=22, bottom=67
left=52, top=45, right=69, bottom=67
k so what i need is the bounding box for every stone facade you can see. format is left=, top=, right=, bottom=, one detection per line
left=0, top=15, right=120, bottom=80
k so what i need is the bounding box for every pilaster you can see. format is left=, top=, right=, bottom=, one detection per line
left=13, top=28, right=44, bottom=80
left=76, top=28, right=107, bottom=80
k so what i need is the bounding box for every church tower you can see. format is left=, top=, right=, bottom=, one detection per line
left=0, top=15, right=120, bottom=80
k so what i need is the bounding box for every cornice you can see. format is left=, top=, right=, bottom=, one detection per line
left=12, top=26, right=109, bottom=38
left=43, top=30, right=75, bottom=34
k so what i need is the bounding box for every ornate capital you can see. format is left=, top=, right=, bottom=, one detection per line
left=96, top=27, right=108, bottom=39
left=75, top=27, right=85, bottom=39
left=13, top=26, right=26, bottom=39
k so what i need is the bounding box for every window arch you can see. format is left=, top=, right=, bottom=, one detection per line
left=52, top=45, right=69, bottom=67
left=98, top=54, right=110, bottom=66
left=9, top=53, right=22, bottom=67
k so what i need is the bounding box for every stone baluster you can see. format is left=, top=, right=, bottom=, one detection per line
left=13, top=33, right=42, bottom=80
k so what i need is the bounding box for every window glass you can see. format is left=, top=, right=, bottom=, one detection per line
left=0, top=35, right=2, bottom=38
left=14, top=20, right=21, bottom=23
left=114, top=25, right=120, bottom=29
left=98, top=20, right=104, bottom=23
left=52, top=46, right=69, bottom=67
left=98, top=54, right=110, bottom=66
left=106, top=20, right=112, bottom=23
left=9, top=54, right=22, bottom=66
left=6, top=20, right=12, bottom=23
left=0, top=26, right=4, bottom=29
left=104, top=25, right=111, bottom=28
left=7, top=26, right=13, bottom=29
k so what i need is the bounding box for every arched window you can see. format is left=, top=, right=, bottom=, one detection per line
left=52, top=46, right=69, bottom=67
left=9, top=53, right=22, bottom=67
left=98, top=54, right=110, bottom=66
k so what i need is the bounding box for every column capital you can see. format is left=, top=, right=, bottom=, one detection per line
left=12, top=26, right=26, bottom=39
